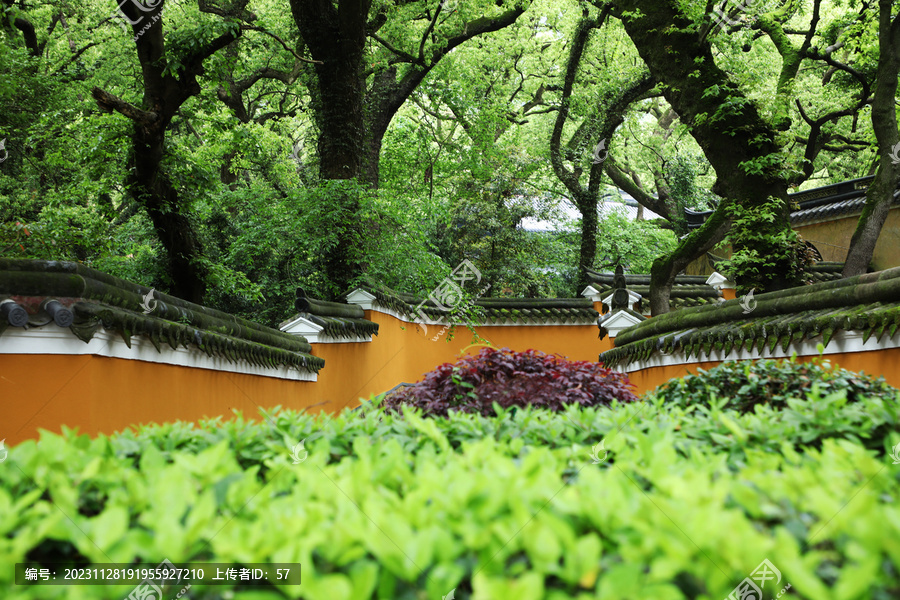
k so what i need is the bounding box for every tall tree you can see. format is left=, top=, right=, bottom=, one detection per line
left=92, top=1, right=241, bottom=302
left=605, top=0, right=857, bottom=313
left=287, top=0, right=526, bottom=294
left=843, top=0, right=900, bottom=277
left=609, top=0, right=788, bottom=312
left=549, top=10, right=654, bottom=291
left=288, top=0, right=527, bottom=185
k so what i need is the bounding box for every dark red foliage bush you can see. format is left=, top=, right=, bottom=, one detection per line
left=380, top=347, right=638, bottom=417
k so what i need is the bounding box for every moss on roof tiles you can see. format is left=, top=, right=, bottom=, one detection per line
left=808, top=262, right=846, bottom=283
left=599, top=266, right=900, bottom=368
left=586, top=269, right=711, bottom=287
left=302, top=314, right=379, bottom=339
left=0, top=259, right=323, bottom=374
left=295, top=288, right=366, bottom=319
left=284, top=288, right=379, bottom=339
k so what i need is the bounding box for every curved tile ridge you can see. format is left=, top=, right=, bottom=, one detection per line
left=281, top=288, right=379, bottom=339
left=351, top=283, right=599, bottom=325
left=0, top=259, right=324, bottom=374
left=599, top=266, right=900, bottom=368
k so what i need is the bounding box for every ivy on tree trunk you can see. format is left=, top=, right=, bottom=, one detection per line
left=289, top=0, right=524, bottom=296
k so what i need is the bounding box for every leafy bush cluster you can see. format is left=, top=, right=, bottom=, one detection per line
left=379, top=347, right=638, bottom=417
left=2, top=370, right=900, bottom=599
left=653, top=355, right=895, bottom=414
left=720, top=196, right=814, bottom=294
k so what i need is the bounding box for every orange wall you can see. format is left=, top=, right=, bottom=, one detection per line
left=623, top=347, right=900, bottom=396
left=2, top=354, right=320, bottom=446
left=4, top=311, right=899, bottom=446
left=306, top=311, right=609, bottom=414
left=2, top=314, right=609, bottom=444
left=796, top=207, right=900, bottom=269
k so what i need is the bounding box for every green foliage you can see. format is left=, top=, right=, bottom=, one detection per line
left=652, top=354, right=896, bottom=414
left=720, top=196, right=812, bottom=293
left=665, top=154, right=718, bottom=236
left=2, top=366, right=900, bottom=599
left=591, top=210, right=679, bottom=273
left=0, top=0, right=885, bottom=323
left=441, top=191, right=572, bottom=297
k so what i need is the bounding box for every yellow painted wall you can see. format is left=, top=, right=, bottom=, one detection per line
left=2, top=314, right=609, bottom=444
left=4, top=311, right=899, bottom=446
left=2, top=354, right=320, bottom=446
left=306, top=311, right=610, bottom=413
left=796, top=207, right=900, bottom=269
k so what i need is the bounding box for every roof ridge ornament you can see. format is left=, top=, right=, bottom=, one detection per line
left=611, top=265, right=630, bottom=310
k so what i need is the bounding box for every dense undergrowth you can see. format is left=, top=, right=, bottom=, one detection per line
left=2, top=358, right=899, bottom=599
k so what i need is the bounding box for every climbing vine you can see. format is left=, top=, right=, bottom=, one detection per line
left=720, top=197, right=813, bottom=294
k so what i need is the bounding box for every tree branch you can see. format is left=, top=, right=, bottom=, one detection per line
left=418, top=1, right=444, bottom=63
left=370, top=31, right=421, bottom=64
left=91, top=87, right=157, bottom=124
left=52, top=42, right=101, bottom=76
left=244, top=25, right=322, bottom=64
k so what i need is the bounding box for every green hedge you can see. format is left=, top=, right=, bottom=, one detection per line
left=2, top=372, right=900, bottom=599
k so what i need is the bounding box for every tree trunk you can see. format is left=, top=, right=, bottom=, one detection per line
left=92, top=0, right=238, bottom=303
left=360, top=9, right=526, bottom=187
left=842, top=0, right=900, bottom=278
left=289, top=1, right=524, bottom=294
left=575, top=192, right=598, bottom=283
left=649, top=202, right=731, bottom=315
left=291, top=0, right=369, bottom=181
left=549, top=12, right=654, bottom=292
left=289, top=0, right=370, bottom=295
left=612, top=0, right=797, bottom=312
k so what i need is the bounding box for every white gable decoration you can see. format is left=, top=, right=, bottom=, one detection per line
left=345, top=288, right=377, bottom=310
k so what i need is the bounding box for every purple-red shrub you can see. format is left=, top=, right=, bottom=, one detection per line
left=381, top=347, right=638, bottom=417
